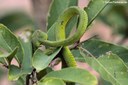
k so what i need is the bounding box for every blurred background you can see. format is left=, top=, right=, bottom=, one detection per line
left=0, top=0, right=127, bottom=85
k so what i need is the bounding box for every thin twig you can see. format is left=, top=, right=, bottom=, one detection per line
left=26, top=69, right=38, bottom=85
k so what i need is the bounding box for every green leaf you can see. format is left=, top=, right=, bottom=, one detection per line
left=0, top=24, right=24, bottom=64
left=19, top=37, right=32, bottom=74
left=80, top=51, right=128, bottom=85
left=14, top=77, right=24, bottom=85
left=32, top=47, right=61, bottom=72
left=0, top=48, right=11, bottom=64
left=14, top=74, right=26, bottom=85
left=47, top=23, right=57, bottom=41
left=42, top=67, right=98, bottom=85
left=85, top=0, right=111, bottom=26
left=7, top=47, right=18, bottom=64
left=0, top=58, right=6, bottom=64
left=8, top=30, right=32, bottom=81
left=0, top=12, right=34, bottom=31
left=71, top=49, right=84, bottom=62
left=80, top=39, right=128, bottom=65
left=39, top=78, right=66, bottom=85
left=99, top=78, right=112, bottom=85
left=0, top=47, right=17, bottom=58
left=8, top=65, right=21, bottom=81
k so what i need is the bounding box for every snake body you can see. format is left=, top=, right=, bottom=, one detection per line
left=32, top=6, right=88, bottom=67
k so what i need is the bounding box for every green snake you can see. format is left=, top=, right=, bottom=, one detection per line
left=32, top=6, right=88, bottom=67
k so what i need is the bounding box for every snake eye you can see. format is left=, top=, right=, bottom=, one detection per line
left=31, top=30, right=48, bottom=47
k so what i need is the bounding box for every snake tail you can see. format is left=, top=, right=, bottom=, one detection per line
left=62, top=46, right=77, bottom=67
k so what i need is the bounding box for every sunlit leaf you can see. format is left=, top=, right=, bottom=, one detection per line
left=32, top=47, right=61, bottom=72
left=19, top=33, right=33, bottom=74
left=39, top=78, right=66, bottom=85
left=0, top=47, right=17, bottom=58
left=80, top=39, right=128, bottom=65
left=71, top=49, right=83, bottom=62
left=0, top=24, right=24, bottom=64
left=41, top=67, right=98, bottom=85
left=8, top=65, right=21, bottom=81
left=80, top=51, right=128, bottom=85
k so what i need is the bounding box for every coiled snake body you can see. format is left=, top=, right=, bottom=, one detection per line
left=32, top=6, right=88, bottom=67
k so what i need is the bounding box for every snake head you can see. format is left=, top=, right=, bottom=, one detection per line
left=31, top=30, right=48, bottom=47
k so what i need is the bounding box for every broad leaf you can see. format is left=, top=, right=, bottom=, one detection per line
left=39, top=78, right=66, bottom=85
left=8, top=65, right=21, bottom=81
left=0, top=58, right=6, bottom=64
left=85, top=0, right=111, bottom=26
left=7, top=47, right=18, bottom=64
left=80, top=39, right=128, bottom=65
left=14, top=75, right=27, bottom=85
left=8, top=30, right=32, bottom=81
left=3, top=47, right=18, bottom=64
left=99, top=78, right=112, bottom=85
left=0, top=47, right=17, bottom=58
left=80, top=51, right=128, bottom=85
left=47, top=23, right=57, bottom=41
left=0, top=24, right=24, bottom=64
left=42, top=67, right=98, bottom=85
left=71, top=49, right=83, bottom=62
left=32, top=47, right=61, bottom=72
left=14, top=77, right=24, bottom=85
left=19, top=33, right=33, bottom=74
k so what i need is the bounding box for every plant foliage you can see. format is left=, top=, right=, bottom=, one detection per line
left=0, top=0, right=128, bottom=85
